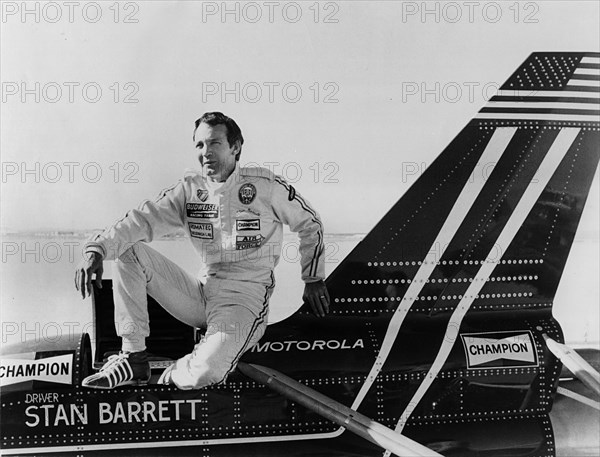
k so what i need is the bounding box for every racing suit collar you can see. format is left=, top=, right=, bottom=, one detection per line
left=204, top=162, right=240, bottom=193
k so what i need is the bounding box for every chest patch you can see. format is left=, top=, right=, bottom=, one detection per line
left=196, top=189, right=209, bottom=202
left=186, top=203, right=218, bottom=219
left=236, top=234, right=264, bottom=250
left=239, top=183, right=257, bottom=204
left=189, top=223, right=214, bottom=240
left=236, top=219, right=260, bottom=231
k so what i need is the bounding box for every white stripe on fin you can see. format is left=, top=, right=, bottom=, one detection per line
left=350, top=127, right=518, bottom=411
left=392, top=127, right=581, bottom=435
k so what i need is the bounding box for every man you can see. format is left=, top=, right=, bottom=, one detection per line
left=75, top=112, right=329, bottom=390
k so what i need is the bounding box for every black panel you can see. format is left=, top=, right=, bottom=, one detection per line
left=91, top=280, right=196, bottom=364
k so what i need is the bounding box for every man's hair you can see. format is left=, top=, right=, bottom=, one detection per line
left=193, top=112, right=244, bottom=161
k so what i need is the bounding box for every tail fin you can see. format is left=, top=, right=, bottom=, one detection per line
left=248, top=52, right=599, bottom=455
left=325, top=52, right=599, bottom=317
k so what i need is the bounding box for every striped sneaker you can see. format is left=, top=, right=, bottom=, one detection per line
left=82, top=351, right=150, bottom=389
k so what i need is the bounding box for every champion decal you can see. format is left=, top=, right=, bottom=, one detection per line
left=236, top=219, right=260, bottom=231
left=0, top=354, right=74, bottom=387
left=461, top=331, right=538, bottom=369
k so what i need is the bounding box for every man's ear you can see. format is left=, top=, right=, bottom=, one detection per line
left=231, top=140, right=241, bottom=156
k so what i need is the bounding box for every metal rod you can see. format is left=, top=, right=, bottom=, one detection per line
left=543, top=334, right=600, bottom=397
left=238, top=362, right=442, bottom=457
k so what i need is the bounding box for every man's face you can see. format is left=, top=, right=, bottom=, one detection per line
left=194, top=123, right=239, bottom=182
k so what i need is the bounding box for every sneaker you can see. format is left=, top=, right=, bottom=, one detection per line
left=82, top=351, right=150, bottom=389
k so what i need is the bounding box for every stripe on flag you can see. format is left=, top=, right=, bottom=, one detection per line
left=581, top=57, right=600, bottom=65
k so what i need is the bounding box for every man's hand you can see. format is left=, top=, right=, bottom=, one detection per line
left=303, top=280, right=330, bottom=317
left=75, top=251, right=104, bottom=299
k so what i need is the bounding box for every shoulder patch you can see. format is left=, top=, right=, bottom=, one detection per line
left=288, top=185, right=296, bottom=201
left=240, top=166, right=275, bottom=181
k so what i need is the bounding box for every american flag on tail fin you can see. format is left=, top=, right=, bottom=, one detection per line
left=476, top=52, right=600, bottom=123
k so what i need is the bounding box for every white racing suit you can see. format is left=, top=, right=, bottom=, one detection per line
left=85, top=164, right=325, bottom=389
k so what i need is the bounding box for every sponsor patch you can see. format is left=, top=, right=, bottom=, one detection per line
left=251, top=339, right=365, bottom=352
left=288, top=185, right=296, bottom=201
left=461, top=330, right=538, bottom=369
left=238, top=183, right=257, bottom=204
left=189, top=222, right=213, bottom=240
left=236, top=234, right=264, bottom=250
left=0, top=354, right=74, bottom=387
left=236, top=219, right=260, bottom=231
left=186, top=203, right=218, bottom=219
left=196, top=189, right=209, bottom=202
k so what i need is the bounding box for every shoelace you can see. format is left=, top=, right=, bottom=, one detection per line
left=100, top=353, right=129, bottom=373
left=98, top=353, right=134, bottom=387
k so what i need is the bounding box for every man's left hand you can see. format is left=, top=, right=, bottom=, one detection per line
left=303, top=280, right=330, bottom=317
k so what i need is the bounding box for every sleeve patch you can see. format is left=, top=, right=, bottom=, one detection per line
left=288, top=185, right=296, bottom=201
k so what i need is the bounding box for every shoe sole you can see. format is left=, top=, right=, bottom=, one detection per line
left=82, top=377, right=151, bottom=390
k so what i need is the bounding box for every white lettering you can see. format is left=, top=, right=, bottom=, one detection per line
left=250, top=338, right=366, bottom=352
left=326, top=340, right=340, bottom=350
left=158, top=401, right=170, bottom=421
left=99, top=402, right=112, bottom=424
left=25, top=406, right=40, bottom=427
left=462, top=333, right=536, bottom=367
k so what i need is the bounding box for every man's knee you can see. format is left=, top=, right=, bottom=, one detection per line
left=205, top=365, right=231, bottom=387
left=188, top=358, right=233, bottom=389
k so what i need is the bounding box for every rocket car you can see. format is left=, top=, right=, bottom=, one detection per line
left=1, top=52, right=599, bottom=456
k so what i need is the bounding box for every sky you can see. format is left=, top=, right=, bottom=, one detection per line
left=1, top=0, right=599, bottom=236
